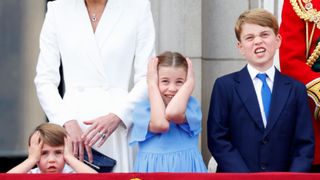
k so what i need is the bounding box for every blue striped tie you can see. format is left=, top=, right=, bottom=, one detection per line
left=256, top=73, right=271, bottom=120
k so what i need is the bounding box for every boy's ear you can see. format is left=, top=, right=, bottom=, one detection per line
left=237, top=41, right=241, bottom=48
left=237, top=41, right=244, bottom=55
left=276, top=34, right=282, bottom=48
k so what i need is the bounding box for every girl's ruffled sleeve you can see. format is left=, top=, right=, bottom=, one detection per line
left=129, top=100, right=155, bottom=145
left=179, top=96, right=202, bottom=136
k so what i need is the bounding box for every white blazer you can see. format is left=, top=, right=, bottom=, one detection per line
left=35, top=0, right=155, bottom=172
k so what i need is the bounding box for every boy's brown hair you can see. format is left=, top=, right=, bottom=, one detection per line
left=235, top=8, right=279, bottom=41
left=157, top=51, right=188, bottom=72
left=28, top=123, right=67, bottom=147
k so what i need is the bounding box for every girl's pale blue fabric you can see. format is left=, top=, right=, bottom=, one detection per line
left=130, top=96, right=207, bottom=172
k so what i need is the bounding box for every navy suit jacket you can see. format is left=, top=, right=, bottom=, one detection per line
left=207, top=66, right=314, bottom=172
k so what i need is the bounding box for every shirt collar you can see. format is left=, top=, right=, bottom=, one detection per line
left=247, top=64, right=275, bottom=82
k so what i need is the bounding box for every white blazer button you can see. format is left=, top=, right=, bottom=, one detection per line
left=78, top=87, right=84, bottom=92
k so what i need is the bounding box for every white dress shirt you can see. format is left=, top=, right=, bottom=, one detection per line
left=247, top=64, right=274, bottom=127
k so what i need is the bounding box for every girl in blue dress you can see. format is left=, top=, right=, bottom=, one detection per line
left=130, top=51, right=207, bottom=172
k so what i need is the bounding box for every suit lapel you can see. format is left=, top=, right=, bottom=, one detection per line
left=77, top=0, right=108, bottom=81
left=235, top=67, right=265, bottom=130
left=95, top=0, right=124, bottom=48
left=264, top=70, right=292, bottom=136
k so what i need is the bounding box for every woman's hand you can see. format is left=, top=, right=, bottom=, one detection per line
left=64, top=120, right=86, bottom=161
left=82, top=113, right=121, bottom=148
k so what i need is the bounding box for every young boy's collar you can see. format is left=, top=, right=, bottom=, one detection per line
left=247, top=63, right=275, bottom=82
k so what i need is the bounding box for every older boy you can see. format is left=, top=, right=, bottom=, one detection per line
left=207, top=9, right=314, bottom=172
left=7, top=123, right=97, bottom=173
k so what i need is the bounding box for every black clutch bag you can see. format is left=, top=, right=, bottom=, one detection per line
left=83, top=148, right=117, bottom=173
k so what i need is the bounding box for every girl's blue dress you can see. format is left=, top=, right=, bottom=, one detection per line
left=130, top=96, right=207, bottom=172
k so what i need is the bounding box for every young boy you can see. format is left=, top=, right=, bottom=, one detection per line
left=7, top=123, right=97, bottom=173
left=207, top=8, right=314, bottom=172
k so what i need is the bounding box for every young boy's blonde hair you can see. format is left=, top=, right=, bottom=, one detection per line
left=235, top=8, right=279, bottom=41
left=28, top=123, right=67, bottom=147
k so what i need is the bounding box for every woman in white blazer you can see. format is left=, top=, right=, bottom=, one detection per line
left=34, top=0, right=155, bottom=172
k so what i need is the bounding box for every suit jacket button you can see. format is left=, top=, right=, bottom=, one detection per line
left=260, top=163, right=267, bottom=170
left=262, top=138, right=269, bottom=144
